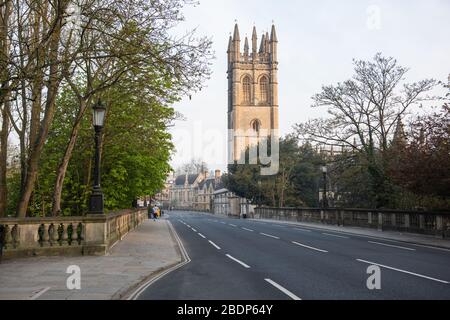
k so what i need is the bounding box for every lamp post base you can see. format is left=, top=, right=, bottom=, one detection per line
left=89, top=189, right=104, bottom=214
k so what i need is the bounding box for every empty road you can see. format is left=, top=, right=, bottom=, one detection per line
left=136, top=211, right=450, bottom=300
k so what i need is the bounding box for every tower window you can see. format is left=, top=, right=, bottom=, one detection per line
left=260, top=76, right=269, bottom=103
left=251, top=119, right=261, bottom=133
left=242, top=76, right=251, bottom=103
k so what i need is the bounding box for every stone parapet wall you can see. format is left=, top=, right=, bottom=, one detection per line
left=254, top=207, right=450, bottom=238
left=0, top=209, right=146, bottom=260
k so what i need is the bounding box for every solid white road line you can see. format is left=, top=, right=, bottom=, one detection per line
left=264, top=279, right=301, bottom=300
left=226, top=254, right=251, bottom=268
left=322, top=232, right=349, bottom=239
left=292, top=241, right=328, bottom=253
left=128, top=221, right=191, bottom=300
left=229, top=224, right=237, bottom=227
left=368, top=241, right=415, bottom=251
left=209, top=240, right=221, bottom=250
left=242, top=227, right=254, bottom=232
left=30, top=287, right=51, bottom=300
left=198, top=233, right=206, bottom=239
left=260, top=232, right=280, bottom=239
left=356, top=259, right=449, bottom=284
left=294, top=228, right=311, bottom=232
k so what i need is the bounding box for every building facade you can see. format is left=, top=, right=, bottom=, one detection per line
left=227, top=23, right=279, bottom=162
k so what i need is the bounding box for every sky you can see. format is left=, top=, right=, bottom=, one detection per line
left=169, top=0, right=450, bottom=172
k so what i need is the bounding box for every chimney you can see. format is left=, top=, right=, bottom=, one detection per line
left=214, top=169, right=221, bottom=182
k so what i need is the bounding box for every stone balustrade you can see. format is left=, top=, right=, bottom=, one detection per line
left=253, top=207, right=450, bottom=238
left=0, top=208, right=147, bottom=259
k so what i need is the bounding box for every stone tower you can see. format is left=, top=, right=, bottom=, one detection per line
left=227, top=23, right=279, bottom=163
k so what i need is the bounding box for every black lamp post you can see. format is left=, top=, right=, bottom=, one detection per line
left=89, top=100, right=106, bottom=214
left=322, top=165, right=328, bottom=208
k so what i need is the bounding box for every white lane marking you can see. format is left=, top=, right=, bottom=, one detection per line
left=368, top=241, right=415, bottom=251
left=186, top=224, right=191, bottom=228
left=242, top=227, right=254, bottom=232
left=292, top=241, right=328, bottom=253
left=264, top=279, right=301, bottom=300
left=198, top=233, right=206, bottom=239
left=191, top=228, right=197, bottom=232
left=260, top=232, right=280, bottom=239
left=322, top=232, right=349, bottom=239
left=356, top=259, right=449, bottom=284
left=294, top=228, right=311, bottom=232
left=273, top=224, right=286, bottom=227
left=30, top=287, right=51, bottom=300
left=220, top=222, right=226, bottom=224
left=209, top=240, right=221, bottom=250
left=226, top=254, right=251, bottom=268
left=229, top=224, right=237, bottom=227
left=269, top=222, right=450, bottom=253
left=128, top=221, right=191, bottom=300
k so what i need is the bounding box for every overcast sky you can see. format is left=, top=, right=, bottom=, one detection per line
left=169, top=0, right=450, bottom=172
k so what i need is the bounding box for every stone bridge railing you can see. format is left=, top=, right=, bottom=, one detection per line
left=0, top=208, right=147, bottom=260
left=253, top=207, right=450, bottom=238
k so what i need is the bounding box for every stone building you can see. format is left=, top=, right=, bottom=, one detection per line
left=170, top=172, right=205, bottom=209
left=227, top=23, right=279, bottom=162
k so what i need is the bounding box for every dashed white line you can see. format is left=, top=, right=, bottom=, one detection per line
left=229, top=224, right=237, bottom=227
left=368, top=241, right=415, bottom=251
left=264, top=279, right=301, bottom=300
left=226, top=254, right=251, bottom=268
left=260, top=232, right=280, bottom=239
left=322, top=232, right=349, bottom=239
left=191, top=228, right=197, bottom=232
left=356, top=259, right=449, bottom=284
left=186, top=225, right=191, bottom=228
left=220, top=222, right=226, bottom=225
left=292, top=241, right=328, bottom=253
left=198, top=233, right=206, bottom=239
left=30, top=287, right=51, bottom=300
left=242, top=227, right=254, bottom=232
left=208, top=240, right=221, bottom=250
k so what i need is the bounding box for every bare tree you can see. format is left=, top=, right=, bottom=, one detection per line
left=295, top=53, right=436, bottom=206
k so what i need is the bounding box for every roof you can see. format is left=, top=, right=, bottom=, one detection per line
left=174, top=173, right=201, bottom=186
left=213, top=188, right=230, bottom=195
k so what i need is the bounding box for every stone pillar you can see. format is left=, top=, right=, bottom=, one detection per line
left=378, top=212, right=383, bottom=231
left=419, top=214, right=425, bottom=230
left=83, top=214, right=108, bottom=255
left=404, top=214, right=410, bottom=229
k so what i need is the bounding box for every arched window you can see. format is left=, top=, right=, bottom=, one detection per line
left=251, top=119, right=261, bottom=134
left=242, top=76, right=251, bottom=103
left=260, top=76, right=269, bottom=103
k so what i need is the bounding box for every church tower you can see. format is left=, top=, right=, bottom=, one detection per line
left=227, top=23, right=279, bottom=163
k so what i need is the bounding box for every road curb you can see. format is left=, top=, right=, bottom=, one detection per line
left=122, top=220, right=191, bottom=300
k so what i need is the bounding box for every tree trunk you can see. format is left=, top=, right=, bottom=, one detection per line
left=0, top=99, right=9, bottom=217
left=51, top=99, right=88, bottom=216
left=16, top=4, right=67, bottom=217
left=0, top=0, right=11, bottom=217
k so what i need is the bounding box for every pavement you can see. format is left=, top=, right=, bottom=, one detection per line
left=137, top=211, right=450, bottom=300
left=0, top=217, right=181, bottom=300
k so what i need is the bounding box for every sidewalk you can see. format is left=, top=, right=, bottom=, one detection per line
left=0, top=218, right=182, bottom=300
left=250, top=218, right=450, bottom=250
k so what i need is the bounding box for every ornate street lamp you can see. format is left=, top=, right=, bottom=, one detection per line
left=321, top=166, right=328, bottom=208
left=89, top=100, right=106, bottom=214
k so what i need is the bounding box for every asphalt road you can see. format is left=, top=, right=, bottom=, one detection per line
left=137, top=211, right=450, bottom=300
